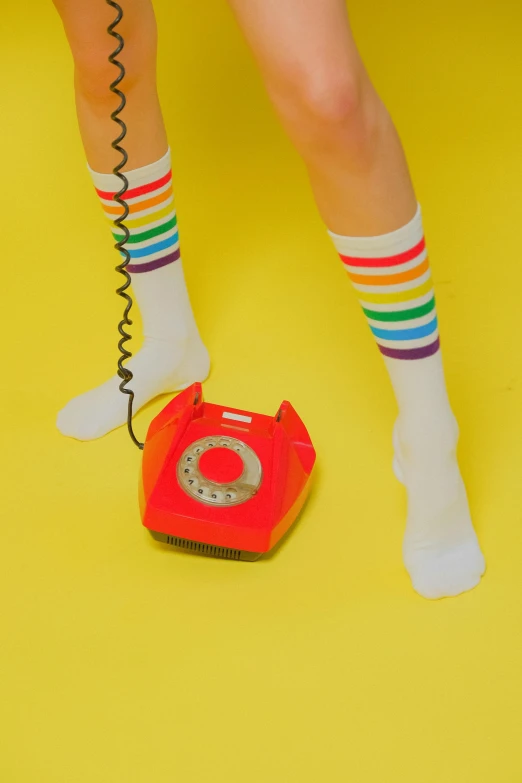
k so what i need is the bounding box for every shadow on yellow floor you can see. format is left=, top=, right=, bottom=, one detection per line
left=1, top=1, right=521, bottom=780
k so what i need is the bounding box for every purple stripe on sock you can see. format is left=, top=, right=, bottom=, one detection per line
left=127, top=248, right=181, bottom=274
left=378, top=336, right=440, bottom=361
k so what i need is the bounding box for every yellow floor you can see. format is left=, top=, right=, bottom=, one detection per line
left=2, top=1, right=522, bottom=780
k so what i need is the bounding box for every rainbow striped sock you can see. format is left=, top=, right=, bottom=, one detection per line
left=329, top=204, right=440, bottom=361
left=57, top=149, right=209, bottom=442
left=94, top=152, right=180, bottom=275
left=329, top=207, right=485, bottom=599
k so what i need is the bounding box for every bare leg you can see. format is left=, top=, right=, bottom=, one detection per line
left=53, top=0, right=167, bottom=170
left=226, top=0, right=416, bottom=237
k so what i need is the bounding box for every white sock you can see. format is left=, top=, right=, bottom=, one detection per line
left=57, top=149, right=209, bottom=441
left=328, top=205, right=485, bottom=599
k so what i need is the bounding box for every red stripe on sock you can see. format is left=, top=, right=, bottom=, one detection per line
left=95, top=170, right=172, bottom=201
left=340, top=237, right=426, bottom=268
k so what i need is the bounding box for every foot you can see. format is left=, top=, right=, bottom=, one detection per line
left=393, top=415, right=486, bottom=599
left=57, top=334, right=210, bottom=441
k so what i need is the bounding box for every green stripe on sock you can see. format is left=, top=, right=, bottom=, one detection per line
left=112, top=215, right=177, bottom=245
left=363, top=296, right=436, bottom=322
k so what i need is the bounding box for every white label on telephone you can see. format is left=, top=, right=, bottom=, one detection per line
left=222, top=411, right=252, bottom=424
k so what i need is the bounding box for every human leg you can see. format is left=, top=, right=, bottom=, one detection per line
left=53, top=0, right=209, bottom=440
left=225, top=0, right=485, bottom=598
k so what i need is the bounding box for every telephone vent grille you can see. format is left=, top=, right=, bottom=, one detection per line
left=166, top=536, right=241, bottom=560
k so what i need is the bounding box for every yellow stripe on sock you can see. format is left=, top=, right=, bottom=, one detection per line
left=105, top=201, right=174, bottom=229
left=357, top=276, right=434, bottom=305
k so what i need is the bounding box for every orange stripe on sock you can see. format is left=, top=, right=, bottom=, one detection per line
left=103, top=186, right=173, bottom=216
left=348, top=256, right=429, bottom=286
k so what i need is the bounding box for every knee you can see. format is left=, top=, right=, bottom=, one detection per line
left=268, top=62, right=381, bottom=155
left=53, top=0, right=157, bottom=103
left=300, top=72, right=363, bottom=127
left=74, top=44, right=155, bottom=104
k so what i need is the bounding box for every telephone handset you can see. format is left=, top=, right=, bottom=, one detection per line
left=140, top=384, right=316, bottom=560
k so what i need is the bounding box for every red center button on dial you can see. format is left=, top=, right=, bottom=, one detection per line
left=198, top=448, right=244, bottom=484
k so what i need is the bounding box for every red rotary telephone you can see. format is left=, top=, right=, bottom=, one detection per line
left=140, top=384, right=316, bottom=560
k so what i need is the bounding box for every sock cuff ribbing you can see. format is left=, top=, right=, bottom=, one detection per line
left=87, top=147, right=171, bottom=191
left=328, top=203, right=422, bottom=255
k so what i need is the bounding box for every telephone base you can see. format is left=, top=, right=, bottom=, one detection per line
left=149, top=530, right=262, bottom=561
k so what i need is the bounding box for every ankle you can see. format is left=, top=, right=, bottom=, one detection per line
left=142, top=319, right=199, bottom=346
left=395, top=407, right=459, bottom=461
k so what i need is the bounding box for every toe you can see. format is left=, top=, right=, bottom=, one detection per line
left=406, top=540, right=486, bottom=600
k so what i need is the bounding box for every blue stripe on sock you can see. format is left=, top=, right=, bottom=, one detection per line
left=122, top=232, right=179, bottom=259
left=370, top=316, right=438, bottom=342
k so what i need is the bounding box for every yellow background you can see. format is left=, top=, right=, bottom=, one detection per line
left=1, top=1, right=522, bottom=780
